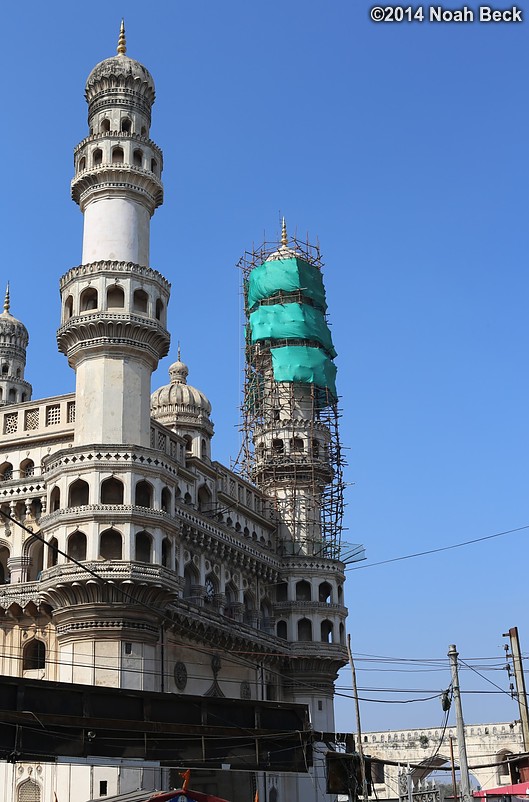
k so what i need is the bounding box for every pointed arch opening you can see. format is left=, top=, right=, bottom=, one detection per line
left=297, top=618, right=313, bottom=642
left=106, top=285, right=125, bottom=309
left=68, top=478, right=89, bottom=507
left=80, top=287, right=98, bottom=312
left=100, top=528, right=122, bottom=560
left=135, top=480, right=153, bottom=508
left=133, top=289, right=148, bottom=313
left=101, top=476, right=124, bottom=505
left=67, top=530, right=87, bottom=562
left=135, top=530, right=152, bottom=563
left=296, top=580, right=311, bottom=601
left=321, top=619, right=334, bottom=643
left=0, top=544, right=10, bottom=584
left=112, top=146, right=124, bottom=164
left=47, top=537, right=58, bottom=568
left=197, top=484, right=212, bottom=514
left=50, top=486, right=60, bottom=512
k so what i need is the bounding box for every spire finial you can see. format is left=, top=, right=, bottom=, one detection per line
left=3, top=284, right=10, bottom=314
left=281, top=216, right=288, bottom=247
left=177, top=341, right=181, bottom=361
left=117, top=19, right=127, bottom=55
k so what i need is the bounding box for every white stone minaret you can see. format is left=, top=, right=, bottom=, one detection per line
left=0, top=285, right=32, bottom=406
left=57, top=21, right=170, bottom=446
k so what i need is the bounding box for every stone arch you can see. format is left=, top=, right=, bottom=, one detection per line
left=68, top=478, right=89, bottom=507
left=135, top=479, right=153, bottom=508
left=64, top=295, right=74, bottom=319
left=78, top=156, right=86, bottom=172
left=50, top=486, right=61, bottom=512
left=107, top=284, right=125, bottom=309
left=67, top=530, right=87, bottom=562
left=101, top=476, right=124, bottom=504
left=277, top=620, right=288, bottom=640
left=0, top=462, right=13, bottom=481
left=20, top=458, right=34, bottom=478
left=0, top=543, right=10, bottom=583
left=120, top=117, right=132, bottom=133
left=133, top=148, right=143, bottom=167
left=100, top=118, right=111, bottom=133
left=22, top=639, right=46, bottom=671
left=155, top=298, right=164, bottom=321
left=133, top=288, right=148, bottom=313
left=17, top=778, right=41, bottom=802
left=183, top=435, right=193, bottom=455
left=80, top=287, right=98, bottom=312
left=112, top=146, right=124, bottom=164
left=47, top=537, right=58, bottom=568
left=183, top=561, right=199, bottom=598
left=92, top=147, right=103, bottom=166
left=321, top=619, right=333, bottom=643
left=161, top=537, right=172, bottom=568
left=161, top=486, right=172, bottom=512
left=100, top=528, right=122, bottom=560
left=26, top=538, right=44, bottom=581
left=318, top=581, right=332, bottom=603
left=496, top=750, right=514, bottom=784
left=197, top=484, right=212, bottom=513
left=135, top=530, right=152, bottom=563
left=296, top=580, right=311, bottom=601
left=297, top=618, right=312, bottom=641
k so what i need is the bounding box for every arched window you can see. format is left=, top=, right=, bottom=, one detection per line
left=135, top=480, right=153, bottom=508
left=321, top=620, right=333, bottom=643
left=0, top=462, right=13, bottom=481
left=107, top=285, right=125, bottom=309
left=339, top=622, right=345, bottom=645
left=135, top=531, right=152, bottom=563
left=141, top=126, right=147, bottom=136
left=151, top=158, right=158, bottom=174
left=272, top=439, right=284, bottom=454
left=290, top=437, right=304, bottom=453
left=319, top=581, right=332, bottom=603
left=296, top=580, right=311, bottom=601
left=497, top=751, right=514, bottom=784
left=161, top=537, right=171, bottom=567
left=112, top=147, right=124, bottom=164
left=100, top=118, right=111, bottom=133
left=50, top=486, right=60, bottom=512
left=133, top=149, right=143, bottom=167
left=1, top=364, right=8, bottom=375
left=100, top=529, right=122, bottom=560
left=17, top=778, right=41, bottom=802
left=92, top=148, right=103, bottom=166
left=161, top=486, right=171, bottom=512
left=155, top=298, right=164, bottom=321
left=133, top=289, right=148, bottom=313
left=8, top=389, right=15, bottom=403
left=297, top=618, right=312, bottom=641
left=80, top=287, right=98, bottom=312
left=277, top=621, right=288, bottom=640
left=184, top=435, right=193, bottom=454
left=184, top=492, right=192, bottom=505
left=78, top=156, right=86, bottom=172
left=197, top=484, right=212, bottom=513
left=183, top=563, right=198, bottom=598
left=68, top=479, right=89, bottom=507
left=23, top=639, right=45, bottom=671
left=0, top=545, right=10, bottom=584
left=101, top=477, right=124, bottom=505
left=67, top=531, right=87, bottom=561
left=47, top=537, right=58, bottom=568
left=27, top=539, right=44, bottom=581
left=64, top=295, right=74, bottom=319
left=120, top=118, right=132, bottom=133
left=201, top=439, right=208, bottom=459
left=20, top=459, right=34, bottom=478
left=16, top=368, right=21, bottom=379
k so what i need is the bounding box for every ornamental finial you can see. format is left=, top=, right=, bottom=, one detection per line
left=281, top=217, right=288, bottom=247
left=117, top=19, right=127, bottom=55
left=3, top=284, right=9, bottom=314
left=177, top=341, right=181, bottom=361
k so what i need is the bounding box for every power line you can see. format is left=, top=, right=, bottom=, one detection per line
left=346, top=524, right=529, bottom=571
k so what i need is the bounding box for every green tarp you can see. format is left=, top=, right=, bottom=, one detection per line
left=249, top=303, right=336, bottom=358
left=270, top=345, right=337, bottom=399
left=247, top=257, right=327, bottom=311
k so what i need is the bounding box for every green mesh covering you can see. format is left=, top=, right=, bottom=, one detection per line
left=249, top=303, right=336, bottom=358
left=247, top=257, right=327, bottom=310
left=270, top=345, right=337, bottom=399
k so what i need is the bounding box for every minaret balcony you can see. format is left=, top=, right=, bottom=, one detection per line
left=71, top=164, right=163, bottom=212
left=57, top=311, right=170, bottom=364
left=74, top=130, right=162, bottom=161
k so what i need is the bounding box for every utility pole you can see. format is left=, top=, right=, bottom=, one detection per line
left=503, top=627, right=529, bottom=750
left=347, top=634, right=369, bottom=802
left=449, top=736, right=458, bottom=801
left=448, top=644, right=471, bottom=802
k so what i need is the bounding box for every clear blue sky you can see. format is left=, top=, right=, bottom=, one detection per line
left=2, top=1, right=529, bottom=734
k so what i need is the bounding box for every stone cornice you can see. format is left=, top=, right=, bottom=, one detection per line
left=42, top=444, right=179, bottom=481
left=56, top=313, right=170, bottom=364
left=60, top=260, right=171, bottom=295
left=273, top=601, right=347, bottom=616
left=74, top=131, right=163, bottom=161
left=71, top=165, right=163, bottom=212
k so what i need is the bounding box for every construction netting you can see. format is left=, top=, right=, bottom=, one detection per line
left=249, top=303, right=336, bottom=358
left=270, top=345, right=337, bottom=399
left=247, top=257, right=327, bottom=311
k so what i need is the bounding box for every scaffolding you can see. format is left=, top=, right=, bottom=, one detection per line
left=236, top=235, right=345, bottom=561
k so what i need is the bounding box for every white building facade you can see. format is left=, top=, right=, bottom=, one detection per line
left=0, top=25, right=348, bottom=802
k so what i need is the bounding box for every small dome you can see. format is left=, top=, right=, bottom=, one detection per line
left=151, top=356, right=213, bottom=434
left=0, top=286, right=28, bottom=347
left=265, top=218, right=301, bottom=262
left=85, top=23, right=155, bottom=103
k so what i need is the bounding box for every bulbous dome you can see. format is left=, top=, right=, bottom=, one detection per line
left=0, top=286, right=28, bottom=348
left=85, top=22, right=155, bottom=104
left=151, top=356, right=213, bottom=435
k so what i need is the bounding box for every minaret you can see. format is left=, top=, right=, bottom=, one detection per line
left=57, top=22, right=170, bottom=445
left=0, top=284, right=32, bottom=406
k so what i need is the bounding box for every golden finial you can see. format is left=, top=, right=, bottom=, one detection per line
left=3, top=284, right=10, bottom=314
left=117, top=19, right=127, bottom=55
left=281, top=216, right=288, bottom=247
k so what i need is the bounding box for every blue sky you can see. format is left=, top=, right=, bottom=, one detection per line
left=2, top=1, right=529, bottom=734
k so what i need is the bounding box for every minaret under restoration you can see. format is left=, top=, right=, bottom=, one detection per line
left=57, top=21, right=170, bottom=446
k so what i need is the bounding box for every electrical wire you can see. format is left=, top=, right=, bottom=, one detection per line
left=346, top=524, right=529, bottom=571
